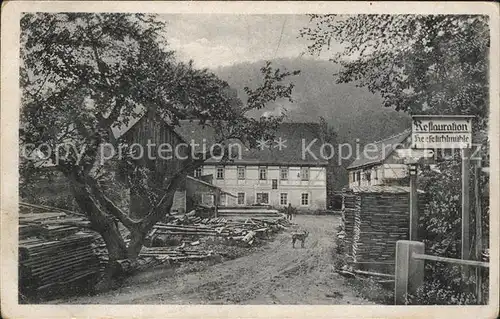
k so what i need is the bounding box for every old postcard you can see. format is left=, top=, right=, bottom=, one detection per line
left=1, top=1, right=499, bottom=318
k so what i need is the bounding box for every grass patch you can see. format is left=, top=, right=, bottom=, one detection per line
left=346, top=276, right=394, bottom=305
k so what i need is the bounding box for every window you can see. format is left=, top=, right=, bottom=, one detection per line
left=216, top=166, right=224, bottom=180
left=272, top=179, right=278, bottom=189
left=301, top=193, right=309, bottom=206
left=237, top=192, right=245, bottom=205
left=280, top=167, right=288, bottom=180
left=237, top=166, right=246, bottom=180
left=301, top=167, right=310, bottom=181
left=365, top=170, right=371, bottom=182
left=280, top=193, right=288, bottom=205
left=356, top=171, right=361, bottom=184
left=352, top=172, right=356, bottom=182
left=374, top=169, right=378, bottom=180
left=219, top=194, right=227, bottom=206
left=202, top=193, right=214, bottom=206
left=194, top=167, right=203, bottom=178
left=256, top=192, right=269, bottom=204
left=259, top=166, right=267, bottom=180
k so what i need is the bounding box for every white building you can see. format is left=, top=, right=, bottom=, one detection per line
left=347, top=129, right=411, bottom=188
left=175, top=121, right=328, bottom=210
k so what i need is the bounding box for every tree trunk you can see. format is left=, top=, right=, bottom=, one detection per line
left=100, top=219, right=128, bottom=261
left=67, top=173, right=128, bottom=282
left=127, top=229, right=147, bottom=260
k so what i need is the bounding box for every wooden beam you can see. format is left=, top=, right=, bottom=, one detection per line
left=409, top=164, right=419, bottom=241
left=461, top=148, right=471, bottom=261
left=412, top=253, right=489, bottom=268
left=395, top=240, right=425, bottom=305
left=474, top=162, right=484, bottom=303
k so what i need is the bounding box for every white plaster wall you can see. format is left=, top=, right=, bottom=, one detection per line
left=203, top=165, right=327, bottom=210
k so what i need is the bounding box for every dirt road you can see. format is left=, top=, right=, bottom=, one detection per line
left=60, top=215, right=372, bottom=304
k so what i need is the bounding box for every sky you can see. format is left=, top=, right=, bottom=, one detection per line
left=158, top=14, right=333, bottom=69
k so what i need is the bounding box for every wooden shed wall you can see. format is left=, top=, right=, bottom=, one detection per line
left=123, top=114, right=190, bottom=218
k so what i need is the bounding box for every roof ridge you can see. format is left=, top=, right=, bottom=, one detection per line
left=370, top=128, right=411, bottom=144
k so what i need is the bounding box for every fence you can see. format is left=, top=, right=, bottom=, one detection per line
left=394, top=240, right=489, bottom=305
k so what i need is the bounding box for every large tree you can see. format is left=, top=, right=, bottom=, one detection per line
left=20, top=13, right=299, bottom=270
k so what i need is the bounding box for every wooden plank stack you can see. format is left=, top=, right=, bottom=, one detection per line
left=18, top=203, right=102, bottom=301
left=340, top=187, right=427, bottom=266
left=19, top=233, right=100, bottom=300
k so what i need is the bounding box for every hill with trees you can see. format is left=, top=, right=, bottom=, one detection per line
left=213, top=57, right=412, bottom=146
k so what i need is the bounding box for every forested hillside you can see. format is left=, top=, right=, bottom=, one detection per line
left=213, top=58, right=411, bottom=146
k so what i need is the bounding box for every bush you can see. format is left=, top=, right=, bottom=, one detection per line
left=413, top=146, right=490, bottom=305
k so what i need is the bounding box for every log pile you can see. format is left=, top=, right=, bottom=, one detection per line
left=19, top=233, right=100, bottom=299
left=148, top=215, right=290, bottom=247
left=140, top=246, right=216, bottom=260
left=17, top=202, right=292, bottom=299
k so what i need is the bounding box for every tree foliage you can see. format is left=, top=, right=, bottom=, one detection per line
left=20, top=12, right=299, bottom=270
left=301, top=15, right=489, bottom=129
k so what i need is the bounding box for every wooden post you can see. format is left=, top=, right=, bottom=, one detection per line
left=395, top=240, right=425, bottom=305
left=214, top=192, right=219, bottom=218
left=409, top=163, right=419, bottom=241
left=473, top=159, right=483, bottom=303
left=461, top=148, right=471, bottom=261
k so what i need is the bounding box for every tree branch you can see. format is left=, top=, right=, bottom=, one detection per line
left=86, top=177, right=139, bottom=230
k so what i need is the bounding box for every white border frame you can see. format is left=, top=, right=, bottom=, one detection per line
left=1, top=2, right=499, bottom=319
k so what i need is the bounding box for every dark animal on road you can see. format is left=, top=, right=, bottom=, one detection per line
left=291, top=230, right=309, bottom=248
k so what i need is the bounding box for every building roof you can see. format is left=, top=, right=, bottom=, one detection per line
left=174, top=120, right=329, bottom=166
left=348, top=185, right=425, bottom=194
left=186, top=175, right=237, bottom=198
left=347, top=129, right=411, bottom=170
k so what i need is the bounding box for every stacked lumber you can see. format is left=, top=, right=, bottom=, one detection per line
left=19, top=233, right=100, bottom=298
left=342, top=194, right=359, bottom=261
left=206, top=217, right=228, bottom=224
left=114, top=246, right=218, bottom=274
left=19, top=203, right=90, bottom=240
left=88, top=234, right=109, bottom=274
left=341, top=190, right=427, bottom=264
left=140, top=246, right=215, bottom=261
left=147, top=215, right=290, bottom=247
left=18, top=203, right=104, bottom=300
left=217, top=207, right=282, bottom=219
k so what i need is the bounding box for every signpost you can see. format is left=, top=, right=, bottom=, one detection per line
left=395, top=148, right=435, bottom=241
left=395, top=149, right=435, bottom=161
left=412, top=115, right=473, bottom=149
left=408, top=163, right=418, bottom=241
left=406, top=115, right=482, bottom=299
left=473, top=155, right=483, bottom=303
left=411, top=115, right=474, bottom=262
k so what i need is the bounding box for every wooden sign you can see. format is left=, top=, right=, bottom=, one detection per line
left=395, top=149, right=435, bottom=159
left=411, top=115, right=474, bottom=149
